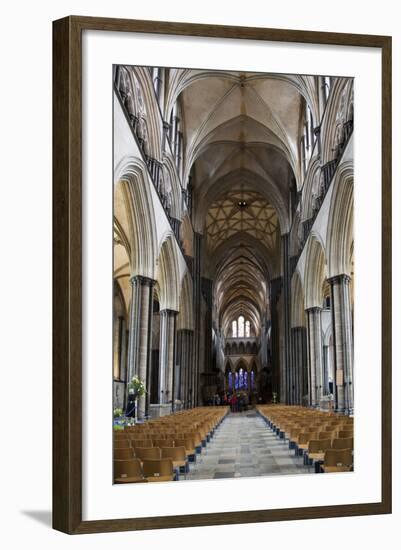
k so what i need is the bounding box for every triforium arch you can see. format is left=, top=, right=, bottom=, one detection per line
left=127, top=66, right=163, bottom=162
left=320, top=78, right=354, bottom=165
left=162, top=152, right=183, bottom=220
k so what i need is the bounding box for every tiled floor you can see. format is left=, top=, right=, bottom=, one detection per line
left=186, top=410, right=313, bottom=481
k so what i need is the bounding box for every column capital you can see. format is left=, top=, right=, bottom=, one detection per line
left=305, top=306, right=322, bottom=314
left=176, top=328, right=194, bottom=335
left=328, top=273, right=351, bottom=286
left=130, top=275, right=156, bottom=287
left=160, top=308, right=179, bottom=317
left=292, top=325, right=306, bottom=332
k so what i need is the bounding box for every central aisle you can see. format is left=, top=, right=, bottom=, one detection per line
left=187, top=410, right=308, bottom=480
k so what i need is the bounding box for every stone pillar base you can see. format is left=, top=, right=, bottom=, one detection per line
left=149, top=403, right=172, bottom=419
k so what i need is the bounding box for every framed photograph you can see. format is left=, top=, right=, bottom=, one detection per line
left=53, top=16, right=392, bottom=534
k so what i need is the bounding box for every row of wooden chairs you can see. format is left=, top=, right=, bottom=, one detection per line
left=118, top=407, right=227, bottom=443
left=114, top=445, right=186, bottom=467
left=114, top=444, right=189, bottom=472
left=113, top=407, right=229, bottom=482
left=114, top=458, right=175, bottom=483
left=257, top=405, right=354, bottom=473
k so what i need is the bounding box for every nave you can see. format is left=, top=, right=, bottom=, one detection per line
left=188, top=410, right=304, bottom=480
left=113, top=64, right=355, bottom=483
left=114, top=405, right=354, bottom=483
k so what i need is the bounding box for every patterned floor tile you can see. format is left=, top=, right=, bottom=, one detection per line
left=187, top=410, right=314, bottom=482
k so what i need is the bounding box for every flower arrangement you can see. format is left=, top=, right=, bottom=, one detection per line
left=113, top=407, right=123, bottom=418
left=128, top=376, right=146, bottom=397
left=272, top=392, right=278, bottom=404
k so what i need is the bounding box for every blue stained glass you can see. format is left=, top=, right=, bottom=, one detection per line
left=228, top=372, right=233, bottom=391
left=234, top=372, right=239, bottom=390
left=238, top=368, right=244, bottom=389
left=250, top=370, right=255, bottom=390
left=244, top=371, right=248, bottom=390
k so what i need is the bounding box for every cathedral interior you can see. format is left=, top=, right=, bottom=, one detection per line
left=113, top=65, right=354, bottom=426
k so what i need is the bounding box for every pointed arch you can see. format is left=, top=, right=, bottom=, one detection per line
left=224, top=358, right=233, bottom=372
left=291, top=270, right=306, bottom=327
left=326, top=161, right=354, bottom=277
left=304, top=234, right=327, bottom=309
left=321, top=78, right=354, bottom=164
left=114, top=158, right=157, bottom=279
left=162, top=152, right=182, bottom=219
left=301, top=155, right=323, bottom=222
left=180, top=214, right=193, bottom=257
left=177, top=270, right=194, bottom=330
left=157, top=233, right=181, bottom=311
left=131, top=67, right=163, bottom=161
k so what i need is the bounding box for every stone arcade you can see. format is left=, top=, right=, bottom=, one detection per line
left=113, top=66, right=354, bottom=421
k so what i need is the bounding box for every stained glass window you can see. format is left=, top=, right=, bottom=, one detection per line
left=238, top=368, right=244, bottom=389
left=245, top=320, right=250, bottom=337
left=228, top=372, right=233, bottom=392
left=250, top=370, right=255, bottom=390
left=234, top=371, right=239, bottom=390
left=243, top=370, right=248, bottom=390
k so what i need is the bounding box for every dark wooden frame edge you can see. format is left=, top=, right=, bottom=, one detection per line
left=52, top=15, right=392, bottom=535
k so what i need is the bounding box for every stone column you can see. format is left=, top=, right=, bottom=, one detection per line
left=306, top=307, right=324, bottom=407
left=202, top=277, right=213, bottom=373
left=119, top=319, right=128, bottom=410
left=329, top=274, right=354, bottom=413
left=126, top=275, right=155, bottom=420
left=176, top=329, right=194, bottom=408
left=193, top=232, right=203, bottom=408
left=322, top=344, right=329, bottom=395
left=281, top=234, right=292, bottom=404
left=291, top=326, right=308, bottom=405
left=159, top=309, right=178, bottom=410
left=270, top=277, right=282, bottom=400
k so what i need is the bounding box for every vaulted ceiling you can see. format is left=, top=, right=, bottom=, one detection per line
left=206, top=189, right=279, bottom=253
left=172, top=69, right=309, bottom=337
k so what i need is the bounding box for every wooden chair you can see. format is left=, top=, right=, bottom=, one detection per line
left=143, top=458, right=175, bottom=482
left=318, top=430, right=338, bottom=440
left=134, top=446, right=161, bottom=463
left=114, top=447, right=135, bottom=460
left=305, top=439, right=332, bottom=471
left=114, top=459, right=147, bottom=483
left=332, top=437, right=354, bottom=450
left=114, top=439, right=131, bottom=449
left=152, top=438, right=175, bottom=448
left=174, top=438, right=196, bottom=461
left=297, top=432, right=318, bottom=455
left=321, top=449, right=353, bottom=473
left=161, top=446, right=188, bottom=477
left=307, top=439, right=332, bottom=460
left=130, top=438, right=153, bottom=448
left=338, top=430, right=353, bottom=439
left=114, top=431, right=128, bottom=439
left=184, top=431, right=202, bottom=452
